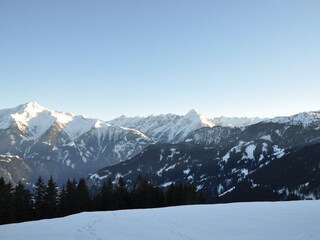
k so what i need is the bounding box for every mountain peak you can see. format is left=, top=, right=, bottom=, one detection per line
left=19, top=101, right=46, bottom=114
left=117, top=114, right=129, bottom=119
left=185, top=109, right=200, bottom=118
left=24, top=100, right=43, bottom=108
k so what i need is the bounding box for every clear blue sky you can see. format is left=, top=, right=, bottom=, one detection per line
left=1, top=0, right=319, bottom=120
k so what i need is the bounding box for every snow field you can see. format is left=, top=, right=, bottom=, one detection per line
left=1, top=200, right=319, bottom=240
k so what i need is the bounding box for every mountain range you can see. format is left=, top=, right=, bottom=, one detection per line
left=0, top=101, right=262, bottom=184
left=0, top=102, right=152, bottom=184
left=1, top=101, right=320, bottom=202
left=92, top=112, right=320, bottom=201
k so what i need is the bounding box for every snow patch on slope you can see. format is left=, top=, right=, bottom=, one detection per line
left=242, top=144, right=256, bottom=160
left=273, top=145, right=285, bottom=159
left=221, top=141, right=245, bottom=163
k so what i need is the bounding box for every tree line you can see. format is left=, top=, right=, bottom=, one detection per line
left=0, top=175, right=204, bottom=225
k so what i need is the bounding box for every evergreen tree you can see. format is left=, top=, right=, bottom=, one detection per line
left=76, top=178, right=91, bottom=212
left=34, top=176, right=47, bottom=219
left=0, top=177, right=13, bottom=224
left=165, top=183, right=178, bottom=206
left=164, top=182, right=202, bottom=206
left=114, top=177, right=130, bottom=209
left=185, top=184, right=202, bottom=204
left=0, top=174, right=206, bottom=224
left=148, top=184, right=164, bottom=208
left=59, top=186, right=68, bottom=216
left=62, top=179, right=78, bottom=215
left=13, top=182, right=32, bottom=223
left=131, top=175, right=153, bottom=208
left=130, top=176, right=165, bottom=209
left=44, top=176, right=58, bottom=218
left=99, top=178, right=115, bottom=211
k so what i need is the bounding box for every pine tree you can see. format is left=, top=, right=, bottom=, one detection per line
left=34, top=176, right=47, bottom=219
left=99, top=178, right=115, bottom=211
left=44, top=176, right=58, bottom=218
left=148, top=184, right=164, bottom=208
left=76, top=178, right=91, bottom=212
left=64, top=179, right=77, bottom=215
left=131, top=175, right=151, bottom=208
left=164, top=182, right=202, bottom=206
left=0, top=177, right=13, bottom=224
left=13, top=182, right=32, bottom=223
left=165, top=183, right=177, bottom=206
left=114, top=177, right=130, bottom=209
left=59, top=186, right=68, bottom=216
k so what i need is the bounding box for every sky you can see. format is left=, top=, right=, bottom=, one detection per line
left=0, top=0, right=319, bottom=120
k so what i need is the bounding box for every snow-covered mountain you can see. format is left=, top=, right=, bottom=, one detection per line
left=0, top=101, right=148, bottom=142
left=1, top=100, right=320, bottom=197
left=1, top=201, right=319, bottom=240
left=212, top=116, right=266, bottom=128
left=0, top=101, right=153, bottom=183
left=108, top=110, right=213, bottom=143
left=108, top=110, right=264, bottom=143
left=92, top=110, right=320, bottom=201
left=268, top=111, right=320, bottom=128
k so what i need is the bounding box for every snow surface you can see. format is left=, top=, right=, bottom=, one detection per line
left=1, top=201, right=319, bottom=240
left=183, top=169, right=191, bottom=175
left=243, top=144, right=256, bottom=160
left=260, top=135, right=272, bottom=142
left=63, top=116, right=96, bottom=140
left=273, top=145, right=285, bottom=159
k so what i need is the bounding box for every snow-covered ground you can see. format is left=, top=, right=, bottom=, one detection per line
left=1, top=201, right=319, bottom=240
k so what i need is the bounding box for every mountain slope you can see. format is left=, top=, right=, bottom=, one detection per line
left=0, top=154, right=31, bottom=185
left=226, top=143, right=320, bottom=201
